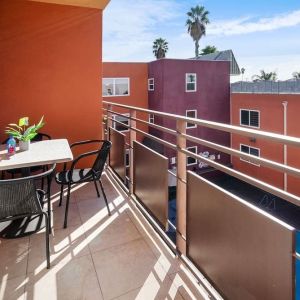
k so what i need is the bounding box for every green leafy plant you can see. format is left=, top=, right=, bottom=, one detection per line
left=5, top=116, right=45, bottom=141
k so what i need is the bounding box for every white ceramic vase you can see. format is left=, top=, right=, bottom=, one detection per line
left=19, top=140, right=30, bottom=151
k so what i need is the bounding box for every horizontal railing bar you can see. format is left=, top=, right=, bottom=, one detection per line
left=106, top=109, right=177, bottom=136
left=182, top=133, right=300, bottom=179
left=107, top=118, right=177, bottom=150
left=181, top=147, right=300, bottom=207
left=103, top=101, right=300, bottom=147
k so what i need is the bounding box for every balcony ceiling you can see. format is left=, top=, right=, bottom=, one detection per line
left=27, top=0, right=110, bottom=9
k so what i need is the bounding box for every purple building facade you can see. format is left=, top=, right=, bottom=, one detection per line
left=147, top=58, right=231, bottom=171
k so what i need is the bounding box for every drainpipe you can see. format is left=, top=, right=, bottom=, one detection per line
left=282, top=101, right=288, bottom=191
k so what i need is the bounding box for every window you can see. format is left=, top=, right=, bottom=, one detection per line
left=186, top=110, right=197, bottom=129
left=149, top=114, right=155, bottom=124
left=170, top=157, right=176, bottom=165
left=185, top=73, right=197, bottom=92
left=187, top=146, right=197, bottom=166
left=125, top=149, right=130, bottom=167
left=240, top=144, right=260, bottom=166
left=240, top=109, right=259, bottom=128
left=103, top=78, right=130, bottom=97
left=148, top=78, right=154, bottom=91
left=113, top=114, right=130, bottom=132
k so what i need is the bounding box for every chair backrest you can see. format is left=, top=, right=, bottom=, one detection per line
left=91, top=140, right=112, bottom=178
left=0, top=165, right=55, bottom=220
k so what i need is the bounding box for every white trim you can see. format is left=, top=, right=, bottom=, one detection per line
left=239, top=109, right=260, bottom=128
left=103, top=77, right=130, bottom=97
left=149, top=114, right=155, bottom=124
left=187, top=146, right=198, bottom=166
left=185, top=73, right=197, bottom=92
left=112, top=113, right=130, bottom=132
left=148, top=78, right=154, bottom=91
left=186, top=110, right=197, bottom=129
left=240, top=143, right=260, bottom=166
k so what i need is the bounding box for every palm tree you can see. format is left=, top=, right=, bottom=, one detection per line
left=153, top=38, right=168, bottom=59
left=200, top=45, right=217, bottom=55
left=292, top=72, right=300, bottom=79
left=252, top=70, right=277, bottom=81
left=186, top=5, right=210, bottom=58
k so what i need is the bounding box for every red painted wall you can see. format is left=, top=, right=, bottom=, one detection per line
left=103, top=62, right=149, bottom=141
left=231, top=93, right=300, bottom=196
left=0, top=1, right=103, bottom=163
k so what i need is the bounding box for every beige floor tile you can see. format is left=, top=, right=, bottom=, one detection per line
left=114, top=275, right=184, bottom=300
left=84, top=211, right=141, bottom=253
left=27, top=224, right=89, bottom=274
left=92, top=238, right=167, bottom=300
left=168, top=269, right=209, bottom=300
left=0, top=275, right=26, bottom=300
left=0, top=238, right=29, bottom=280
left=126, top=206, right=182, bottom=275
left=25, top=254, right=103, bottom=300
left=52, top=202, right=81, bottom=230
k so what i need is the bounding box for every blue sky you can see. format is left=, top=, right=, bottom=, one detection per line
left=103, top=0, right=300, bottom=80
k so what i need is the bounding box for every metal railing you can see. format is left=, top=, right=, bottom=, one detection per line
left=103, top=100, right=300, bottom=299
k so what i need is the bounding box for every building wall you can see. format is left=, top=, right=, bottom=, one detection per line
left=148, top=59, right=231, bottom=169
left=102, top=62, right=148, bottom=142
left=0, top=0, right=103, bottom=164
left=231, top=93, right=300, bottom=196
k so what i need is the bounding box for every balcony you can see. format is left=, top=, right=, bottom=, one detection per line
left=0, top=175, right=211, bottom=300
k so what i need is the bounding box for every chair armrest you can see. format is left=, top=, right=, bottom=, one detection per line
left=68, top=150, right=100, bottom=181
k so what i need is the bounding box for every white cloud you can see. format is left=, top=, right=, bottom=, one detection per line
left=208, top=10, right=300, bottom=36
left=103, top=0, right=181, bottom=61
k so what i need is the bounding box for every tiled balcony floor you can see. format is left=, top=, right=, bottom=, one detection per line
left=0, top=173, right=210, bottom=300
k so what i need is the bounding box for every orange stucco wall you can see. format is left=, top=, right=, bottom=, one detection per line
left=103, top=62, right=149, bottom=141
left=0, top=1, right=103, bottom=163
left=231, top=93, right=300, bottom=196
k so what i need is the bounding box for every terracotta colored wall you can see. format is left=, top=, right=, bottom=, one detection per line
left=102, top=62, right=149, bottom=142
left=231, top=93, right=300, bottom=196
left=0, top=0, right=103, bottom=165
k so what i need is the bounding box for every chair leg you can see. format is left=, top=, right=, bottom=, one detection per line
left=59, top=184, right=64, bottom=207
left=47, top=175, right=52, bottom=234
left=63, top=183, right=71, bottom=228
left=41, top=177, right=45, bottom=191
left=43, top=212, right=50, bottom=269
left=99, top=179, right=111, bottom=216
left=94, top=180, right=100, bottom=198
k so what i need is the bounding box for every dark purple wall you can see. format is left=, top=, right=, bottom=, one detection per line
left=148, top=58, right=231, bottom=169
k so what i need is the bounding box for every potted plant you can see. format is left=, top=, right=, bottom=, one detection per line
left=5, top=116, right=45, bottom=151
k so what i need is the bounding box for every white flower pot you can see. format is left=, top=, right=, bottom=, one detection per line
left=19, top=140, right=30, bottom=151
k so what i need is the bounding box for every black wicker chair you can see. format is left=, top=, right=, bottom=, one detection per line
left=0, top=164, right=56, bottom=269
left=55, top=140, right=112, bottom=228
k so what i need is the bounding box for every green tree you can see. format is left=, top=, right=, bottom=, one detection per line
left=186, top=5, right=210, bottom=58
left=292, top=72, right=300, bottom=79
left=200, top=45, right=217, bottom=55
left=252, top=70, right=277, bottom=81
left=153, top=38, right=168, bottom=59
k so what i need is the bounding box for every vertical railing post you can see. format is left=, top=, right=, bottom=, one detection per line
left=129, top=109, right=137, bottom=195
left=176, top=119, right=187, bottom=255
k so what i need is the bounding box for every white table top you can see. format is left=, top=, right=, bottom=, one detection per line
left=0, top=139, right=73, bottom=171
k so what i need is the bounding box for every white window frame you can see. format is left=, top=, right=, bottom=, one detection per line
left=185, top=73, right=197, bottom=92
left=149, top=114, right=155, bottom=124
left=170, top=157, right=176, bottom=165
left=187, top=146, right=198, bottom=166
left=148, top=78, right=154, bottom=91
left=103, top=77, right=130, bottom=97
left=240, top=109, right=260, bottom=128
left=112, top=113, right=130, bottom=132
left=240, top=144, right=260, bottom=166
left=186, top=110, right=197, bottom=129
